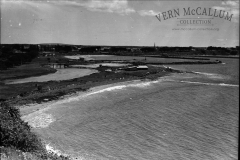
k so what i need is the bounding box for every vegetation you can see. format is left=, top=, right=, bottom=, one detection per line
left=0, top=102, right=71, bottom=159
left=1, top=43, right=237, bottom=159
left=0, top=102, right=44, bottom=152
left=0, top=45, right=39, bottom=70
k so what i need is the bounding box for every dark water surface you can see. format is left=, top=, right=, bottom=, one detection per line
left=23, top=58, right=238, bottom=160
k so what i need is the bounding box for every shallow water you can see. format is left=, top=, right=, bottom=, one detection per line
left=65, top=55, right=113, bottom=61
left=22, top=58, right=239, bottom=160
left=71, top=63, right=130, bottom=68
left=6, top=68, right=98, bottom=84
left=65, top=55, right=196, bottom=63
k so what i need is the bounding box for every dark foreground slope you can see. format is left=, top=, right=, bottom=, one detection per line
left=0, top=102, right=70, bottom=160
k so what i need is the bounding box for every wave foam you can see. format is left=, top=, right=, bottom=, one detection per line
left=192, top=71, right=226, bottom=79
left=219, top=83, right=239, bottom=87
left=46, top=144, right=72, bottom=158
left=86, top=80, right=161, bottom=95
left=40, top=79, right=165, bottom=106
left=180, top=80, right=239, bottom=87
left=86, top=85, right=127, bottom=96
left=26, top=113, right=55, bottom=128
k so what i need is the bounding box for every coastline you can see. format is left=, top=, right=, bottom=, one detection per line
left=19, top=72, right=175, bottom=159
left=0, top=57, right=221, bottom=101
left=19, top=71, right=171, bottom=116
left=6, top=65, right=178, bottom=107
left=1, top=57, right=236, bottom=159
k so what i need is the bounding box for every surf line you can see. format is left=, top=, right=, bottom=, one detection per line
left=179, top=80, right=239, bottom=87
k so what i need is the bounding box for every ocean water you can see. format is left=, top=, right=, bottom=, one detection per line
left=22, top=58, right=239, bottom=160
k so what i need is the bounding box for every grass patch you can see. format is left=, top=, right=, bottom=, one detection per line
left=0, top=102, right=71, bottom=159
left=0, top=102, right=45, bottom=153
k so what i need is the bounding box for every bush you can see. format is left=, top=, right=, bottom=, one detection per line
left=0, top=102, right=45, bottom=153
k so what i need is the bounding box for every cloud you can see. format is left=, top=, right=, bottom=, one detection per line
left=2, top=0, right=135, bottom=15
left=217, top=39, right=225, bottom=41
left=50, top=0, right=136, bottom=15
left=212, top=0, right=239, bottom=23
left=138, top=10, right=160, bottom=16
left=222, top=0, right=239, bottom=6
left=83, top=0, right=135, bottom=15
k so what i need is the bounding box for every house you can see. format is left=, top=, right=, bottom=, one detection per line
left=137, top=65, right=148, bottom=70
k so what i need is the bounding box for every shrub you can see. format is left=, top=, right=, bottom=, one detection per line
left=0, top=102, right=45, bottom=153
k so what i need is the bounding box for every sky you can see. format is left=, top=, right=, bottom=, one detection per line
left=1, top=0, right=239, bottom=47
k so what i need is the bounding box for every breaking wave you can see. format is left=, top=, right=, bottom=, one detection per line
left=192, top=71, right=227, bottom=79
left=24, top=113, right=55, bottom=128
left=179, top=80, right=239, bottom=87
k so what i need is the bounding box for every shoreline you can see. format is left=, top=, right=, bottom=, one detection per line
left=5, top=58, right=223, bottom=108
left=19, top=70, right=172, bottom=117
left=19, top=78, right=140, bottom=116
left=20, top=73, right=175, bottom=160
left=5, top=65, right=178, bottom=107
left=2, top=56, right=224, bottom=108
left=7, top=60, right=234, bottom=160
left=0, top=56, right=221, bottom=101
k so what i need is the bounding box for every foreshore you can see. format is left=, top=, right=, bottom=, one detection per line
left=12, top=66, right=176, bottom=159
left=2, top=65, right=170, bottom=107
left=0, top=55, right=222, bottom=104
left=0, top=57, right=228, bottom=160
left=19, top=69, right=177, bottom=160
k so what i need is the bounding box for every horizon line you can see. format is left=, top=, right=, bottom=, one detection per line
left=0, top=43, right=238, bottom=48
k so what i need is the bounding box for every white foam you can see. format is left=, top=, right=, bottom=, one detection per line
left=219, top=83, right=239, bottom=87
left=46, top=144, right=70, bottom=158
left=46, top=143, right=100, bottom=160
left=86, top=85, right=127, bottom=95
left=21, top=79, right=165, bottom=112
left=192, top=71, right=226, bottom=79
left=180, top=80, right=239, bottom=87
left=25, top=113, right=55, bottom=128
left=85, top=80, right=161, bottom=96
left=193, top=71, right=216, bottom=76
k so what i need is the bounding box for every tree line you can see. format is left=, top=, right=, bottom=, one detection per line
left=0, top=45, right=39, bottom=70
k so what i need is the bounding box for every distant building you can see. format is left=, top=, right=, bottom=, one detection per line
left=130, top=48, right=141, bottom=52
left=40, top=52, right=55, bottom=57
left=23, top=44, right=30, bottom=50
left=137, top=65, right=148, bottom=70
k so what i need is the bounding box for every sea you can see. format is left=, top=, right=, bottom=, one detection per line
left=21, top=58, right=239, bottom=160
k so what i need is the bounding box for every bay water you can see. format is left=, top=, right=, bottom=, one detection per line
left=22, top=58, right=239, bottom=160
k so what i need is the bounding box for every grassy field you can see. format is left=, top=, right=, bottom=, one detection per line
left=0, top=63, right=56, bottom=81
left=0, top=58, right=57, bottom=100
